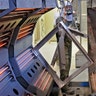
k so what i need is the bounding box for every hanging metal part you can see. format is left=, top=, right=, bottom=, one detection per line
left=33, top=21, right=94, bottom=89
left=16, top=0, right=42, bottom=8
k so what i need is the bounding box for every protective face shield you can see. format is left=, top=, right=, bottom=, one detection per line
left=64, top=1, right=71, bottom=6
left=64, top=1, right=73, bottom=15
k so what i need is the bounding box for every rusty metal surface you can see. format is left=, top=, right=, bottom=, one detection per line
left=88, top=8, right=96, bottom=92
left=51, top=45, right=58, bottom=66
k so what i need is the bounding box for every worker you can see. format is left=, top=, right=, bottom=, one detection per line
left=62, top=0, right=74, bottom=26
left=54, top=0, right=75, bottom=95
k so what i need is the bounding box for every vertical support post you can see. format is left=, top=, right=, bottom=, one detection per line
left=88, top=8, right=96, bottom=93
left=80, top=0, right=87, bottom=49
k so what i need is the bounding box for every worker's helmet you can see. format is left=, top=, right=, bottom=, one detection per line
left=64, top=1, right=73, bottom=15
left=64, top=1, right=72, bottom=6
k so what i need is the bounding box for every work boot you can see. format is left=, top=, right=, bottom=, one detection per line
left=62, top=87, right=75, bottom=95
left=65, top=88, right=75, bottom=95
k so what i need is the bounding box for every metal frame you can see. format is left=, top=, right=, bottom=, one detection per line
left=33, top=21, right=93, bottom=88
